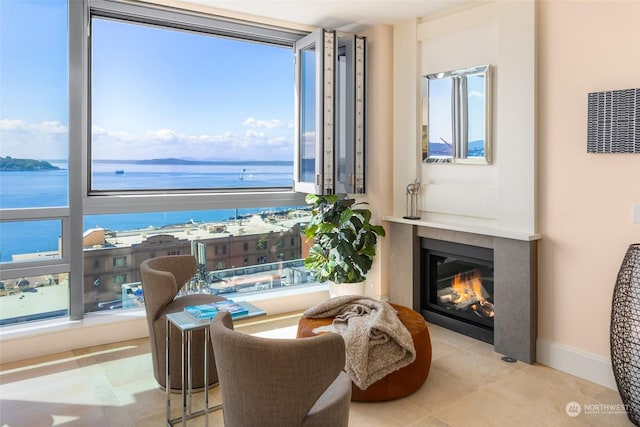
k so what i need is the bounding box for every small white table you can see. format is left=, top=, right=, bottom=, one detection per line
left=165, top=301, right=266, bottom=427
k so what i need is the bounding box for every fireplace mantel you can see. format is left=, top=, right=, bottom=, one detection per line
left=385, top=218, right=538, bottom=363
left=383, top=215, right=541, bottom=242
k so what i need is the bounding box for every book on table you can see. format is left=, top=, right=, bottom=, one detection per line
left=184, top=300, right=249, bottom=320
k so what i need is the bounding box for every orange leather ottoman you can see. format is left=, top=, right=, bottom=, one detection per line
left=297, top=303, right=432, bottom=402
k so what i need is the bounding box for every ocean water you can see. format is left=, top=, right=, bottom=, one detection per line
left=0, top=161, right=297, bottom=262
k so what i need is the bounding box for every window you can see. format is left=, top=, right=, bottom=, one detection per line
left=256, top=239, right=268, bottom=250
left=1, top=0, right=359, bottom=327
left=90, top=14, right=296, bottom=194
left=113, top=274, right=127, bottom=286
left=294, top=30, right=366, bottom=194
left=0, top=0, right=70, bottom=325
left=112, top=256, right=127, bottom=268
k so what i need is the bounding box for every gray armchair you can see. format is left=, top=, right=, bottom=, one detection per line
left=210, top=311, right=351, bottom=427
left=140, top=255, right=226, bottom=391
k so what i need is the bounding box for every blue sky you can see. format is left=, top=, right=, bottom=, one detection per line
left=1, top=0, right=296, bottom=161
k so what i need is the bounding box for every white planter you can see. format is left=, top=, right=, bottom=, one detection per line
left=328, top=280, right=366, bottom=298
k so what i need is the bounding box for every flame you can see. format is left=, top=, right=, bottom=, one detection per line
left=451, top=270, right=485, bottom=304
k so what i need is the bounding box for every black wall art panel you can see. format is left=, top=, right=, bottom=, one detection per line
left=587, top=88, right=639, bottom=153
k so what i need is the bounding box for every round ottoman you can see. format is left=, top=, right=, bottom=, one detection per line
left=296, top=303, right=432, bottom=402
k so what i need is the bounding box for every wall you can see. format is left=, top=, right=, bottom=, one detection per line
left=393, top=1, right=536, bottom=236
left=537, top=0, right=640, bottom=388
left=390, top=0, right=640, bottom=389
left=359, top=24, right=395, bottom=300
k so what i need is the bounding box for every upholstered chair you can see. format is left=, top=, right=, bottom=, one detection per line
left=210, top=311, right=352, bottom=427
left=140, top=255, right=226, bottom=391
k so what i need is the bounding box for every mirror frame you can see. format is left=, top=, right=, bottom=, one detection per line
left=422, top=64, right=492, bottom=165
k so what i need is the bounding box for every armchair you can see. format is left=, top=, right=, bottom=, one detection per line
left=210, top=311, right=351, bottom=427
left=140, top=255, right=226, bottom=391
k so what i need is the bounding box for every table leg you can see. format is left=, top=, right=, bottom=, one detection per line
left=187, top=329, right=193, bottom=416
left=166, top=318, right=171, bottom=427
left=182, top=328, right=187, bottom=424
left=204, top=327, right=209, bottom=427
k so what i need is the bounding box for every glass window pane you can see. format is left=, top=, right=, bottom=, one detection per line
left=0, top=273, right=69, bottom=326
left=83, top=206, right=315, bottom=314
left=300, top=47, right=317, bottom=183
left=90, top=17, right=294, bottom=192
left=0, top=0, right=69, bottom=208
left=0, top=220, right=62, bottom=263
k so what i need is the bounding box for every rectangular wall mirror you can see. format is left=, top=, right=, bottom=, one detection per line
left=422, top=65, right=492, bottom=164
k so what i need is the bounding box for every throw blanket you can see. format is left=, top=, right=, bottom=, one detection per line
left=303, top=295, right=416, bottom=390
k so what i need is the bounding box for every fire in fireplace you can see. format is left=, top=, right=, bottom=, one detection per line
left=421, top=238, right=495, bottom=344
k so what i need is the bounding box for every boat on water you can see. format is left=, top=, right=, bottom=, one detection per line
left=114, top=170, right=125, bottom=175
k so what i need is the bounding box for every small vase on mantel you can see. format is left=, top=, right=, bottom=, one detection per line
left=610, top=243, right=640, bottom=425
left=328, top=280, right=366, bottom=298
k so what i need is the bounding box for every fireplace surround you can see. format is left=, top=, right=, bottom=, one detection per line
left=387, top=220, right=538, bottom=364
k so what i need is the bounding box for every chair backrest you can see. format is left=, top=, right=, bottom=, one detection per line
left=210, top=312, right=347, bottom=427
left=139, top=255, right=197, bottom=321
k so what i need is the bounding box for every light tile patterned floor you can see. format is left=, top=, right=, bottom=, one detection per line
left=0, top=315, right=633, bottom=426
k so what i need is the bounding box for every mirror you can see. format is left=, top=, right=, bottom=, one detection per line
left=422, top=65, right=491, bottom=164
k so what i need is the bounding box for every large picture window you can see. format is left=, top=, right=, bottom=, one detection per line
left=1, top=0, right=365, bottom=328
left=0, top=0, right=70, bottom=325
left=90, top=14, right=295, bottom=194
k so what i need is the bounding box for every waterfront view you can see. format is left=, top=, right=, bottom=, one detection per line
left=0, top=0, right=305, bottom=327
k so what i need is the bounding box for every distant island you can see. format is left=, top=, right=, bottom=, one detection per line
left=0, top=157, right=60, bottom=171
left=93, top=158, right=293, bottom=166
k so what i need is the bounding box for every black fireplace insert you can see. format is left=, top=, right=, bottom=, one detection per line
left=421, top=238, right=494, bottom=344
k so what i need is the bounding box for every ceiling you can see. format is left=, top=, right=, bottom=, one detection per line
left=179, top=0, right=476, bottom=32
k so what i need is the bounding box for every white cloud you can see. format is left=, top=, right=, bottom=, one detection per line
left=246, top=129, right=265, bottom=138
left=2, top=118, right=293, bottom=161
left=243, top=118, right=283, bottom=129
left=0, top=119, right=68, bottom=159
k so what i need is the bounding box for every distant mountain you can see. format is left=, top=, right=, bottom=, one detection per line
left=0, top=157, right=60, bottom=171
left=132, top=158, right=293, bottom=166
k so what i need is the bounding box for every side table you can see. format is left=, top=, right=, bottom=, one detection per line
left=165, top=300, right=266, bottom=426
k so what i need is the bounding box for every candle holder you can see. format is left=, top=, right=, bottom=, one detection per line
left=403, top=179, right=421, bottom=220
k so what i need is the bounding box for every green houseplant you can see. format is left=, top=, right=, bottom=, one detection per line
left=303, top=193, right=385, bottom=294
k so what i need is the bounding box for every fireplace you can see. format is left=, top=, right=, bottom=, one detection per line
left=421, top=238, right=495, bottom=344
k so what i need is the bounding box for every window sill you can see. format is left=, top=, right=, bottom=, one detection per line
left=0, top=284, right=328, bottom=364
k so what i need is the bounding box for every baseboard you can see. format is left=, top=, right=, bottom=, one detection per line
left=536, top=338, right=617, bottom=390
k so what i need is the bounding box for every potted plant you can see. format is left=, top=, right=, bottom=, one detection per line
left=303, top=193, right=386, bottom=297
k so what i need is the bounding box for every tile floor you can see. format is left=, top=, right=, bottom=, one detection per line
left=0, top=313, right=634, bottom=427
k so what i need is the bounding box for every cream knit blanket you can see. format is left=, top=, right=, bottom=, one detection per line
left=303, top=295, right=416, bottom=390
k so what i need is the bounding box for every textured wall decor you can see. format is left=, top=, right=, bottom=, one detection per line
left=587, top=88, right=639, bottom=153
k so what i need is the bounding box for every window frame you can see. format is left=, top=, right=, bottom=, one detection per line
left=83, top=0, right=308, bottom=214
left=2, top=0, right=358, bottom=327
left=70, top=0, right=312, bottom=320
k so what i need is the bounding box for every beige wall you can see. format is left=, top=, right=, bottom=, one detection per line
left=358, top=24, right=395, bottom=300
left=538, top=0, right=640, bottom=366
